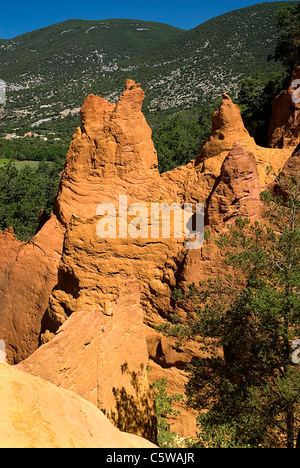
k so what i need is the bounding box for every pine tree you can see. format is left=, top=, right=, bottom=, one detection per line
left=274, top=1, right=300, bottom=74
left=163, top=173, right=300, bottom=448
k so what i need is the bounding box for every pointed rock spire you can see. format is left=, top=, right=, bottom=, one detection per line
left=206, top=141, right=264, bottom=228
left=268, top=66, right=300, bottom=149
left=272, top=142, right=300, bottom=202
left=196, top=94, right=254, bottom=164
left=53, top=80, right=160, bottom=226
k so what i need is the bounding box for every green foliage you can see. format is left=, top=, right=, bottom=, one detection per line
left=0, top=137, right=69, bottom=163
left=237, top=71, right=287, bottom=146
left=0, top=125, right=69, bottom=241
left=0, top=2, right=291, bottom=133
left=0, top=19, right=184, bottom=83
left=0, top=19, right=184, bottom=131
left=163, top=174, right=300, bottom=448
left=151, top=377, right=184, bottom=448
left=193, top=416, right=249, bottom=448
left=152, top=106, right=214, bottom=173
left=0, top=160, right=63, bottom=240
left=274, top=1, right=300, bottom=73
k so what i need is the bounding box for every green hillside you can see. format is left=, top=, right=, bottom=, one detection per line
left=0, top=19, right=184, bottom=130
left=0, top=1, right=298, bottom=241
left=0, top=19, right=185, bottom=81
left=0, top=2, right=296, bottom=131
left=124, top=1, right=296, bottom=111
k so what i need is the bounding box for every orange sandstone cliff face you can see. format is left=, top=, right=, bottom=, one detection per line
left=196, top=93, right=292, bottom=186
left=53, top=79, right=175, bottom=226
left=0, top=364, right=157, bottom=448
left=0, top=217, right=65, bottom=364
left=17, top=280, right=157, bottom=442
left=271, top=142, right=300, bottom=203
left=268, top=66, right=300, bottom=149
left=0, top=77, right=297, bottom=441
left=175, top=141, right=266, bottom=305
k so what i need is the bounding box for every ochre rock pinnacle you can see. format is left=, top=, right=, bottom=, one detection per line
left=268, top=66, right=300, bottom=149
left=0, top=78, right=298, bottom=441
left=207, top=141, right=265, bottom=228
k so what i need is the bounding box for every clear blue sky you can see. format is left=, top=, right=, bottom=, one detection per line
left=0, top=0, right=294, bottom=39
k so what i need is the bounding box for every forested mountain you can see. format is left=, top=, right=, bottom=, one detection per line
left=0, top=2, right=296, bottom=130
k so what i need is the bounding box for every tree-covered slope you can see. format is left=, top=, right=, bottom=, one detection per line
left=0, top=19, right=185, bottom=129
left=127, top=1, right=296, bottom=111
left=0, top=19, right=185, bottom=81
left=0, top=2, right=297, bottom=130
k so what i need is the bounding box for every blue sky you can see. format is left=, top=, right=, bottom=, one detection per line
left=0, top=0, right=294, bottom=39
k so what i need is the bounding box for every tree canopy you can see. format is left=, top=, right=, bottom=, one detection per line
left=160, top=173, right=300, bottom=448
left=274, top=1, right=300, bottom=73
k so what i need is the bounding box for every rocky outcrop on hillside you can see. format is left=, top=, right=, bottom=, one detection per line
left=175, top=140, right=266, bottom=294
left=0, top=363, right=157, bottom=448
left=0, top=75, right=298, bottom=443
left=53, top=79, right=175, bottom=226
left=268, top=66, right=300, bottom=149
left=206, top=141, right=265, bottom=228
left=196, top=92, right=291, bottom=185
left=271, top=142, right=300, bottom=203
left=277, top=141, right=300, bottom=182
left=0, top=217, right=65, bottom=364
left=17, top=281, right=157, bottom=442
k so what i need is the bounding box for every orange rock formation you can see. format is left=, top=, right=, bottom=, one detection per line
left=0, top=363, right=157, bottom=448
left=0, top=217, right=65, bottom=364
left=0, top=74, right=298, bottom=443
left=17, top=281, right=157, bottom=442
left=268, top=66, right=300, bottom=149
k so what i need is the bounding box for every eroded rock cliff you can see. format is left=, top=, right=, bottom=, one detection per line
left=0, top=74, right=298, bottom=442
left=0, top=363, right=157, bottom=448
left=268, top=66, right=300, bottom=149
left=0, top=217, right=65, bottom=364
left=17, top=281, right=157, bottom=442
